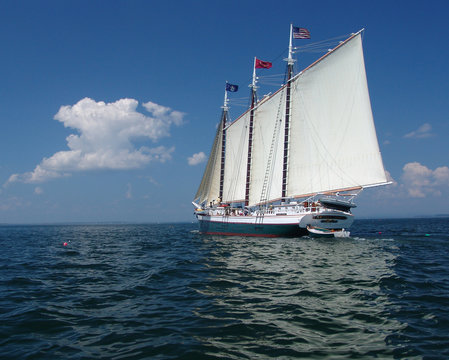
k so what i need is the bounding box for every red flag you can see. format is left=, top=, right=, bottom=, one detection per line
left=255, top=58, right=272, bottom=69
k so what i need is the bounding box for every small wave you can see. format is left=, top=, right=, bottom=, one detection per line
left=350, top=236, right=395, bottom=242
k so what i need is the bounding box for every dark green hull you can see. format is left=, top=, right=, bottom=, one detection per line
left=198, top=219, right=308, bottom=238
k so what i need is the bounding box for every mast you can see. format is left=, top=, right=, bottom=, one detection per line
left=218, top=85, right=230, bottom=201
left=245, top=57, right=258, bottom=206
left=282, top=24, right=295, bottom=200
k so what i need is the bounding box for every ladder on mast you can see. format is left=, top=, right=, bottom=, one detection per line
left=259, top=93, right=285, bottom=208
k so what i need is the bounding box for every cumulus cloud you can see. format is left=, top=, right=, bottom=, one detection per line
left=371, top=163, right=449, bottom=200
left=6, top=98, right=183, bottom=184
left=401, top=162, right=449, bottom=197
left=188, top=152, right=206, bottom=166
left=404, top=123, right=433, bottom=139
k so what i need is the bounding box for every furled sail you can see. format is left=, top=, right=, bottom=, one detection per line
left=287, top=33, right=388, bottom=198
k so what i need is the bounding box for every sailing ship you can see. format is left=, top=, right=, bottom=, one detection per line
left=192, top=26, right=389, bottom=237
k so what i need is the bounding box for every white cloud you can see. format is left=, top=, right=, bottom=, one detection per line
left=142, top=101, right=184, bottom=127
left=433, top=166, right=449, bottom=185
left=404, top=123, right=433, bottom=139
left=188, top=152, right=206, bottom=166
left=401, top=162, right=449, bottom=197
left=6, top=98, right=183, bottom=184
left=370, top=163, right=449, bottom=200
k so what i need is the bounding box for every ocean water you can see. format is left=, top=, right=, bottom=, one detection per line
left=0, top=218, right=448, bottom=359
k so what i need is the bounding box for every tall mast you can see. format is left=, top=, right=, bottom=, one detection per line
left=245, top=57, right=258, bottom=206
left=219, top=83, right=229, bottom=201
left=282, top=24, right=295, bottom=200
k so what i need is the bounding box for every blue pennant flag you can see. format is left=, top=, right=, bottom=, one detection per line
left=226, top=83, right=239, bottom=92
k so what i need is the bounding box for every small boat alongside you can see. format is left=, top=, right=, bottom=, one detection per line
left=307, top=226, right=350, bottom=238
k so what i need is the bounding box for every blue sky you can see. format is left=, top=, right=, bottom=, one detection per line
left=0, top=0, right=448, bottom=223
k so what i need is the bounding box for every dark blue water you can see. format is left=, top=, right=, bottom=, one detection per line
left=1, top=218, right=448, bottom=359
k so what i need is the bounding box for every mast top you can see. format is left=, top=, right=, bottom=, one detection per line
left=250, top=57, right=258, bottom=90
left=285, top=23, right=296, bottom=65
left=222, top=82, right=229, bottom=111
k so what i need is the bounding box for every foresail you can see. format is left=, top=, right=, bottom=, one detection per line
left=194, top=118, right=223, bottom=205
left=287, top=33, right=388, bottom=198
left=248, top=89, right=286, bottom=206
left=222, top=112, right=250, bottom=203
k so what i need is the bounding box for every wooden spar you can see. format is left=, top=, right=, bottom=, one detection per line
left=218, top=109, right=226, bottom=200
left=282, top=62, right=293, bottom=199
left=245, top=84, right=256, bottom=207
left=281, top=24, right=295, bottom=200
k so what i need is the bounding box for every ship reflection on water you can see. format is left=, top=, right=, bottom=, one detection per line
left=193, top=235, right=403, bottom=357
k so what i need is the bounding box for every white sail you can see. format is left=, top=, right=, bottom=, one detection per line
left=222, top=111, right=250, bottom=203
left=249, top=89, right=286, bottom=206
left=194, top=118, right=223, bottom=205
left=286, top=33, right=388, bottom=197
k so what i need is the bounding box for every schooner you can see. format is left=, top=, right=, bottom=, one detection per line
left=192, top=26, right=389, bottom=237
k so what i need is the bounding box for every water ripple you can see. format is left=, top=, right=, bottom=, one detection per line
left=0, top=220, right=448, bottom=359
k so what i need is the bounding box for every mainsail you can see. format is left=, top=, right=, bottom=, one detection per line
left=287, top=32, right=387, bottom=199
left=195, top=31, right=388, bottom=208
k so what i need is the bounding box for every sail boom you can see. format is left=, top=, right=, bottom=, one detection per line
left=362, top=181, right=393, bottom=189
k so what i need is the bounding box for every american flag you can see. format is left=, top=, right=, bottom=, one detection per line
left=293, top=26, right=311, bottom=39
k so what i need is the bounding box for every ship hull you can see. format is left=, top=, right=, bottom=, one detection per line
left=196, top=211, right=353, bottom=237
left=198, top=217, right=307, bottom=237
